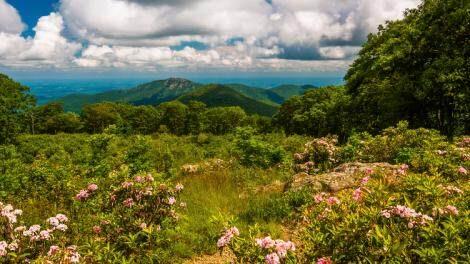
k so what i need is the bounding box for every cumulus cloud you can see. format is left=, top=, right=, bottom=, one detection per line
left=0, top=0, right=25, bottom=34
left=0, top=0, right=420, bottom=70
left=0, top=12, right=82, bottom=67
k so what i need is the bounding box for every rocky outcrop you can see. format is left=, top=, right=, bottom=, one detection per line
left=287, top=162, right=404, bottom=192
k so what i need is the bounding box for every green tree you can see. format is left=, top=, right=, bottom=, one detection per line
left=81, top=102, right=123, bottom=133
left=345, top=0, right=469, bottom=138
left=185, top=101, right=207, bottom=135
left=158, top=101, right=188, bottom=135
left=0, top=74, right=35, bottom=144
left=204, top=106, right=247, bottom=135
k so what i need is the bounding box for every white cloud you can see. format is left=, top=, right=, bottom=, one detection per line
left=0, top=0, right=420, bottom=70
left=0, top=13, right=82, bottom=67
left=0, top=0, right=25, bottom=34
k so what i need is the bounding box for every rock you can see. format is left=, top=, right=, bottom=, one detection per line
left=287, top=162, right=403, bottom=192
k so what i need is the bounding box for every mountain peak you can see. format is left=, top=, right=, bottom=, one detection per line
left=163, top=78, right=194, bottom=90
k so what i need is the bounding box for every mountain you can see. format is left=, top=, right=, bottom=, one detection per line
left=270, top=84, right=316, bottom=99
left=57, top=78, right=316, bottom=115
left=58, top=78, right=202, bottom=112
left=178, top=84, right=278, bottom=116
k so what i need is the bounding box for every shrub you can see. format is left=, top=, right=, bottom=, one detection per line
left=234, top=127, right=287, bottom=168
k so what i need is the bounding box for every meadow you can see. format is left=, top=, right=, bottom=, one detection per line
left=0, top=123, right=468, bottom=263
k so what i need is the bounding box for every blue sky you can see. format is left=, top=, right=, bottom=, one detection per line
left=0, top=0, right=420, bottom=78
left=7, top=0, right=57, bottom=37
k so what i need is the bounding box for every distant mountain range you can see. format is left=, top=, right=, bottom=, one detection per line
left=57, top=78, right=317, bottom=116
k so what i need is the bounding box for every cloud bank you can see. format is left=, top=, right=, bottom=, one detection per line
left=0, top=0, right=420, bottom=71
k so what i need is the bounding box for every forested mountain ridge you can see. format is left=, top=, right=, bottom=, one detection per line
left=56, top=78, right=317, bottom=115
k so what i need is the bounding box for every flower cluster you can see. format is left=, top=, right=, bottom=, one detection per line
left=22, top=214, right=68, bottom=241
left=294, top=137, right=339, bottom=172
left=353, top=176, right=371, bottom=202
left=1, top=202, right=23, bottom=225
left=217, top=227, right=239, bottom=248
left=101, top=174, right=184, bottom=239
left=432, top=205, right=459, bottom=216
left=381, top=205, right=433, bottom=228
left=256, top=236, right=295, bottom=263
left=439, top=185, right=464, bottom=196
left=396, top=164, right=409, bottom=175
left=316, top=257, right=333, bottom=264
left=457, top=166, right=467, bottom=175
left=314, top=193, right=341, bottom=206
left=47, top=245, right=80, bottom=263
left=75, top=183, right=99, bottom=201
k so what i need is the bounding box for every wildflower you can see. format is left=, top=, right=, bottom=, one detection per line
left=92, top=225, right=102, bottom=234
left=67, top=246, right=80, bottom=263
left=39, top=230, right=51, bottom=240
left=364, top=168, right=373, bottom=175
left=168, top=197, right=176, bottom=205
left=444, top=205, right=459, bottom=216
left=140, top=223, right=147, bottom=229
left=381, top=211, right=391, bottom=218
left=48, top=245, right=60, bottom=256
left=87, top=183, right=98, bottom=192
left=256, top=236, right=275, bottom=249
left=55, top=224, right=68, bottom=232
left=397, top=164, right=409, bottom=175
left=47, top=217, right=60, bottom=227
left=175, top=183, right=184, bottom=192
left=317, top=257, right=332, bottom=264
left=123, top=198, right=134, bottom=208
left=217, top=226, right=239, bottom=248
left=326, top=197, right=340, bottom=206
left=0, top=241, right=8, bottom=257
left=274, top=240, right=295, bottom=258
left=352, top=188, right=363, bottom=201
left=75, top=190, right=90, bottom=201
left=457, top=166, right=467, bottom=175
left=56, top=214, right=68, bottom=222
left=265, top=253, right=280, bottom=264
left=121, top=181, right=134, bottom=189
left=29, top=225, right=41, bottom=233
left=441, top=185, right=464, bottom=195
left=436, top=150, right=447, bottom=156
left=134, top=175, right=144, bottom=183
left=361, top=176, right=370, bottom=185
left=314, top=192, right=325, bottom=203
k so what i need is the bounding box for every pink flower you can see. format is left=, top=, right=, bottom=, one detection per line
left=55, top=224, right=68, bottom=232
left=168, top=197, right=176, bottom=205
left=123, top=198, right=134, bottom=208
left=7, top=241, right=18, bottom=251
left=134, top=176, right=144, bottom=183
left=364, top=168, right=374, bottom=175
left=256, top=236, right=275, bottom=249
left=48, top=245, right=60, bottom=256
left=361, top=176, right=370, bottom=185
left=317, top=257, right=332, bottom=264
left=265, top=253, right=280, bottom=264
left=121, top=181, right=134, bottom=189
left=75, top=190, right=90, bottom=201
left=140, top=223, right=147, bottom=229
left=0, top=241, right=8, bottom=257
left=381, top=211, right=391, bottom=218
left=87, top=183, right=98, bottom=192
left=39, top=230, right=51, bottom=240
left=352, top=188, right=363, bottom=202
left=457, top=166, right=467, bottom=175
left=55, top=214, right=68, bottom=222
left=92, top=225, right=102, bottom=234
left=314, top=192, right=325, bottom=203
left=47, top=217, right=59, bottom=226
left=326, top=197, right=340, bottom=206
left=444, top=205, right=459, bottom=216
left=217, top=226, right=240, bottom=248
left=274, top=240, right=295, bottom=258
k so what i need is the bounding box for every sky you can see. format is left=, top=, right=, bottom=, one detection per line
left=0, top=0, right=420, bottom=78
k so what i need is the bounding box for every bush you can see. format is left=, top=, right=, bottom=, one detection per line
left=234, top=127, right=287, bottom=168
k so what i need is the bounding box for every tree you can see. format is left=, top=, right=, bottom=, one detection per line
left=81, top=103, right=123, bottom=133
left=185, top=101, right=207, bottom=134
left=275, top=86, right=351, bottom=139
left=0, top=74, right=35, bottom=144
left=345, top=0, right=469, bottom=138
left=204, top=106, right=247, bottom=135
left=158, top=101, right=188, bottom=135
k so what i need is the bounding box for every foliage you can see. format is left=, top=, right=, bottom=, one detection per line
left=234, top=127, right=287, bottom=168
left=0, top=74, right=35, bottom=144
left=345, top=0, right=470, bottom=138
